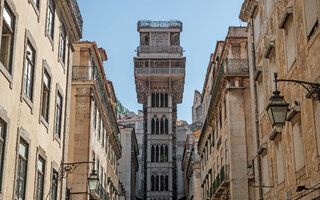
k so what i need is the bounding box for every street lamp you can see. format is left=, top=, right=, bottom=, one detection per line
left=266, top=73, right=289, bottom=127
left=88, top=170, right=99, bottom=191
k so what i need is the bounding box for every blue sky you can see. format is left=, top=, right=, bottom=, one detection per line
left=77, top=0, right=245, bottom=123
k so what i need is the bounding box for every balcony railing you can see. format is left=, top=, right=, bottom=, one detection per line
left=224, top=59, right=249, bottom=73
left=135, top=68, right=185, bottom=75
left=72, top=66, right=122, bottom=151
left=134, top=59, right=185, bottom=68
left=90, top=181, right=110, bottom=200
left=67, top=0, right=83, bottom=35
left=212, top=165, right=230, bottom=197
left=137, top=45, right=183, bottom=54
left=138, top=20, right=182, bottom=28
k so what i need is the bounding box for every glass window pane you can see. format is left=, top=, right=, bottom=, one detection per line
left=19, top=143, right=26, bottom=157
left=3, top=7, right=12, bottom=29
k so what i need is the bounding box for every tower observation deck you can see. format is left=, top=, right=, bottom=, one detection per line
left=134, top=20, right=186, bottom=200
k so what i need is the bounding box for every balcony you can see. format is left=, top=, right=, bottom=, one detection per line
left=72, top=66, right=122, bottom=151
left=212, top=165, right=230, bottom=198
left=90, top=181, right=110, bottom=200
left=137, top=45, right=183, bottom=54
left=224, top=59, right=249, bottom=73
left=67, top=0, right=83, bottom=35
left=135, top=67, right=185, bottom=76
left=138, top=20, right=182, bottom=29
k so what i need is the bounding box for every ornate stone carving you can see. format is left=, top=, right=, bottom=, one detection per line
left=135, top=80, right=148, bottom=103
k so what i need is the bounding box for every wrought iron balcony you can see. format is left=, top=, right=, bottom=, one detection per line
left=135, top=67, right=185, bottom=75
left=67, top=0, right=83, bottom=35
left=90, top=181, right=110, bottom=200
left=212, top=165, right=230, bottom=198
left=137, top=45, right=183, bottom=54
left=72, top=66, right=122, bottom=151
left=224, top=59, right=249, bottom=73
left=138, top=20, right=182, bottom=29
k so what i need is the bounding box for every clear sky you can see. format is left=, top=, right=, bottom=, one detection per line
left=77, top=0, right=245, bottom=124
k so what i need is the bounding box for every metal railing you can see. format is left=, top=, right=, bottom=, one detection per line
left=212, top=165, right=230, bottom=196
left=138, top=20, right=182, bottom=28
left=134, top=59, right=185, bottom=68
left=135, top=67, right=185, bottom=75
left=90, top=181, right=110, bottom=200
left=72, top=66, right=122, bottom=151
left=224, top=59, right=249, bottom=73
left=68, top=0, right=83, bottom=35
left=137, top=45, right=183, bottom=53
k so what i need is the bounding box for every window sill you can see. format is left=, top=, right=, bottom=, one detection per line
left=39, top=115, right=49, bottom=132
left=21, top=92, right=34, bottom=114
left=0, top=63, right=13, bottom=89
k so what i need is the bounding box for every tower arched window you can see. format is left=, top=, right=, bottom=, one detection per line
left=165, top=93, right=168, bottom=107
left=165, top=118, right=168, bottom=134
left=156, top=175, right=159, bottom=191
left=156, top=118, right=159, bottom=134
left=151, top=176, right=155, bottom=191
left=152, top=93, right=156, bottom=107
left=160, top=175, right=165, bottom=191
left=151, top=118, right=155, bottom=134
left=165, top=145, right=169, bottom=162
left=156, top=145, right=159, bottom=162
left=165, top=175, right=169, bottom=191
left=160, top=118, right=164, bottom=134
left=156, top=93, right=159, bottom=107
left=160, top=93, right=164, bottom=107
left=160, top=145, right=164, bottom=162
left=151, top=145, right=155, bottom=162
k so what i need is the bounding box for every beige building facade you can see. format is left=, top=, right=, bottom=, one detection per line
left=0, top=0, right=82, bottom=199
left=198, top=26, right=253, bottom=200
left=239, top=0, right=320, bottom=199
left=182, top=130, right=202, bottom=200
left=67, top=41, right=121, bottom=200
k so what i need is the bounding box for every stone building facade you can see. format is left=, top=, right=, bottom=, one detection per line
left=118, top=124, right=139, bottom=200
left=134, top=20, right=186, bottom=200
left=239, top=0, right=320, bottom=199
left=198, top=26, right=254, bottom=200
left=182, top=130, right=202, bottom=200
left=117, top=110, right=145, bottom=198
left=67, top=41, right=121, bottom=200
left=0, top=0, right=82, bottom=199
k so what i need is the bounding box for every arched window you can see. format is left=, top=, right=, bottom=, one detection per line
left=151, top=145, right=155, bottom=162
left=152, top=93, right=156, bottom=107
left=160, top=93, right=164, bottom=107
left=165, top=145, right=169, bottom=162
left=165, top=175, right=169, bottom=191
left=156, top=93, right=159, bottom=107
left=160, top=118, right=164, bottom=134
left=156, top=118, right=159, bottom=134
left=160, top=145, right=164, bottom=162
left=165, top=93, right=168, bottom=107
left=165, top=118, right=168, bottom=134
left=160, top=175, right=165, bottom=191
left=151, top=176, right=155, bottom=191
left=151, top=118, right=155, bottom=134
left=156, top=145, right=159, bottom=162
left=156, top=175, right=159, bottom=191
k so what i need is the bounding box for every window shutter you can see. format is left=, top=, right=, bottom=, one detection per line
left=286, top=20, right=296, bottom=70
left=304, top=0, right=318, bottom=36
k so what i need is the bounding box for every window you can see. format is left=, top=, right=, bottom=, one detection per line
left=93, top=102, right=97, bottom=129
left=92, top=151, right=95, bottom=167
left=46, top=0, right=55, bottom=40
left=98, top=114, right=101, bottom=139
left=304, top=0, right=319, bottom=38
left=151, top=176, right=155, bottom=191
left=33, top=0, right=40, bottom=8
left=257, top=77, right=265, bottom=115
left=262, top=154, right=270, bottom=194
left=23, top=42, right=36, bottom=100
left=51, top=170, right=58, bottom=200
left=170, top=32, right=180, bottom=46
left=0, top=120, right=6, bottom=191
left=276, top=139, right=284, bottom=184
left=225, top=139, right=228, bottom=166
left=285, top=19, right=296, bottom=70
left=54, top=93, right=62, bottom=138
left=36, top=156, right=45, bottom=200
left=15, top=140, right=28, bottom=200
left=41, top=70, right=51, bottom=121
left=59, top=24, right=66, bottom=63
left=292, top=116, right=305, bottom=172
left=97, top=160, right=100, bottom=178
left=102, top=128, right=105, bottom=147
left=0, top=5, right=15, bottom=72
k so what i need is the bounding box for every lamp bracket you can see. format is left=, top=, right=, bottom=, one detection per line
left=274, top=73, right=320, bottom=101
left=60, top=161, right=94, bottom=178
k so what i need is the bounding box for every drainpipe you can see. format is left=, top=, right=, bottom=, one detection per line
left=249, top=9, right=263, bottom=200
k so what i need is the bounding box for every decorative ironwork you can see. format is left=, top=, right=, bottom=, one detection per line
left=61, top=161, right=94, bottom=178
left=138, top=20, right=182, bottom=29
left=274, top=72, right=320, bottom=101
left=135, top=68, right=185, bottom=75
left=137, top=45, right=183, bottom=54
left=67, top=0, right=83, bottom=35
left=224, top=59, right=249, bottom=73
